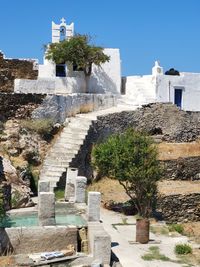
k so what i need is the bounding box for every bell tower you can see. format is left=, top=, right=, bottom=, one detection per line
left=52, top=18, right=74, bottom=43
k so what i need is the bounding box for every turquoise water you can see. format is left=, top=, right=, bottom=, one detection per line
left=0, top=213, right=87, bottom=228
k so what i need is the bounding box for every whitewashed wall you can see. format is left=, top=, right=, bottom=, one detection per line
left=32, top=93, right=117, bottom=123
left=14, top=76, right=85, bottom=94
left=37, top=48, right=121, bottom=95
left=88, top=48, right=121, bottom=94
left=156, top=73, right=200, bottom=111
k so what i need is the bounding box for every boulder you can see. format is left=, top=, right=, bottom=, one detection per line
left=0, top=157, right=34, bottom=209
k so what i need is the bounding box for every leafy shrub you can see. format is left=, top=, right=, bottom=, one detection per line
left=21, top=119, right=54, bottom=140
left=175, top=244, right=192, bottom=255
left=168, top=224, right=184, bottom=234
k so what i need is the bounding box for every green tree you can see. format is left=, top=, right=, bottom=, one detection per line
left=92, top=129, right=162, bottom=218
left=45, top=34, right=110, bottom=93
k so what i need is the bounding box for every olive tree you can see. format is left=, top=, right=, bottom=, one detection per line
left=92, top=129, right=162, bottom=218
left=45, top=34, right=110, bottom=93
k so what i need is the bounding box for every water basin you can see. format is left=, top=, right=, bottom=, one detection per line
left=0, top=213, right=87, bottom=228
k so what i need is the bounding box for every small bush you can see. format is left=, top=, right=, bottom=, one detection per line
left=175, top=244, right=192, bottom=255
left=21, top=119, right=54, bottom=140
left=168, top=224, right=184, bottom=234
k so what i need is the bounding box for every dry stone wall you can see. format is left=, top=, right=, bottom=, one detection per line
left=157, top=193, right=200, bottom=223
left=71, top=103, right=200, bottom=179
left=162, top=156, right=200, bottom=180
left=0, top=93, right=45, bottom=120
left=0, top=52, right=38, bottom=92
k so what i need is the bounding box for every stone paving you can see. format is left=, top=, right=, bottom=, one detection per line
left=100, top=208, right=192, bottom=267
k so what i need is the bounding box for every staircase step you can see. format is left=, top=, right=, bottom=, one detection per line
left=69, top=118, right=92, bottom=124
left=46, top=155, right=75, bottom=162
left=40, top=176, right=60, bottom=182
left=53, top=143, right=80, bottom=149
left=40, top=170, right=64, bottom=177
left=62, top=127, right=88, bottom=134
left=60, top=132, right=86, bottom=139
left=41, top=166, right=66, bottom=172
left=48, top=150, right=80, bottom=158
left=56, top=138, right=84, bottom=145
left=68, top=118, right=91, bottom=126
left=43, top=159, right=70, bottom=166
left=42, top=162, right=70, bottom=167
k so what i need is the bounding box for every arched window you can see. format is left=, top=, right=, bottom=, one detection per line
left=60, top=26, right=66, bottom=42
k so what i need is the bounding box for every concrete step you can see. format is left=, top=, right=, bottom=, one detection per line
left=53, top=143, right=80, bottom=149
left=62, top=127, right=88, bottom=133
left=76, top=114, right=97, bottom=120
left=60, top=132, right=86, bottom=139
left=40, top=176, right=60, bottom=182
left=42, top=162, right=70, bottom=167
left=66, top=124, right=90, bottom=131
left=40, top=170, right=64, bottom=177
left=41, top=166, right=66, bottom=172
left=40, top=166, right=66, bottom=172
left=56, top=138, right=84, bottom=145
left=69, top=117, right=92, bottom=123
left=43, top=159, right=71, bottom=166
left=69, top=120, right=91, bottom=127
left=46, top=155, right=75, bottom=162
left=48, top=150, right=80, bottom=158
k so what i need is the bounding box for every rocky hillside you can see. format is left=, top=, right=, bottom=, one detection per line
left=0, top=93, right=60, bottom=210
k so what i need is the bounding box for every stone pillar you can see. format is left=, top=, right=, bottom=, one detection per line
left=38, top=181, right=50, bottom=193
left=87, top=192, right=101, bottom=222
left=75, top=176, right=87, bottom=203
left=38, top=192, right=56, bottom=226
left=65, top=168, right=78, bottom=202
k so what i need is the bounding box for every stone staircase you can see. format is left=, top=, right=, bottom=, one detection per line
left=40, top=105, right=138, bottom=189
left=40, top=116, right=93, bottom=188
left=117, top=94, right=156, bottom=108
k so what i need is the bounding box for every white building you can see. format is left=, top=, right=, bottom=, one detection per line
left=122, top=61, right=200, bottom=111
left=14, top=18, right=200, bottom=112
left=15, top=18, right=121, bottom=95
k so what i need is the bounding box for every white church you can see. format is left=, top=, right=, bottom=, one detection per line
left=14, top=18, right=200, bottom=111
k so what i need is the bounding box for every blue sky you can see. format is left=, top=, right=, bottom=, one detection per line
left=1, top=0, right=200, bottom=76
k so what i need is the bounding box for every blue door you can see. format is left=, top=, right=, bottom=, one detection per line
left=174, top=89, right=182, bottom=108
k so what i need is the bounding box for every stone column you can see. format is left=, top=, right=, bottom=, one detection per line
left=38, top=192, right=56, bottom=226
left=65, top=168, right=78, bottom=201
left=87, top=192, right=101, bottom=222
left=75, top=176, right=87, bottom=203
left=38, top=181, right=50, bottom=193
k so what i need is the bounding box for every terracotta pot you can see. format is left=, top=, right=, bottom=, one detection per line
left=136, top=218, right=149, bottom=244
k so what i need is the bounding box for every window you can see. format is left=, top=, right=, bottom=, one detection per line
left=56, top=64, right=66, bottom=77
